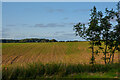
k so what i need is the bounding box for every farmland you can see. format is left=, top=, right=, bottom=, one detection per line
left=3, top=42, right=119, bottom=65
left=2, top=42, right=119, bottom=79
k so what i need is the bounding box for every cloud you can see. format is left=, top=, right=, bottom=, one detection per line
left=74, top=9, right=90, bottom=12
left=63, top=17, right=69, bottom=20
left=35, top=24, right=47, bottom=27
left=54, top=31, right=76, bottom=37
left=54, top=32, right=82, bottom=41
left=22, top=24, right=28, bottom=26
left=67, top=22, right=75, bottom=25
left=47, top=8, right=64, bottom=13
left=34, top=23, right=65, bottom=27
left=6, top=24, right=29, bottom=27
left=31, top=22, right=82, bottom=28
left=2, top=32, right=9, bottom=38
left=62, top=22, right=75, bottom=25
left=34, top=22, right=78, bottom=28
left=2, top=28, right=11, bottom=38
left=63, top=22, right=89, bottom=26
left=62, top=33, right=75, bottom=36
left=6, top=24, right=16, bottom=27
left=2, top=28, right=10, bottom=32
left=48, top=23, right=65, bottom=27
left=55, top=31, right=65, bottom=34
left=54, top=31, right=65, bottom=35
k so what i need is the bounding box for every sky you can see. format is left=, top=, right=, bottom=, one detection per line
left=2, top=0, right=119, bottom=2
left=2, top=2, right=118, bottom=41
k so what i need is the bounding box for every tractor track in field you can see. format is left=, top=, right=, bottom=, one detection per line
left=2, top=55, right=21, bottom=65
left=10, top=55, right=21, bottom=64
left=3, top=56, right=13, bottom=64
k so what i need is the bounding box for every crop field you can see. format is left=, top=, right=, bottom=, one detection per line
left=2, top=42, right=119, bottom=65
left=2, top=42, right=119, bottom=79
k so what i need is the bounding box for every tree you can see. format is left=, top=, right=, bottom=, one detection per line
left=91, top=5, right=119, bottom=64
left=98, top=8, right=114, bottom=64
left=74, top=2, right=120, bottom=64
left=106, top=2, right=120, bottom=64
left=50, top=39, right=58, bottom=42
left=111, top=2, right=120, bottom=63
left=74, top=6, right=101, bottom=64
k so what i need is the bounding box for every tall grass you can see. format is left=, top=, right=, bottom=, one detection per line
left=2, top=63, right=119, bottom=80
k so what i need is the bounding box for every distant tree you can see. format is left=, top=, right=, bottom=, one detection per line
left=50, top=39, right=57, bottom=42
left=2, top=38, right=58, bottom=43
left=59, top=41, right=65, bottom=42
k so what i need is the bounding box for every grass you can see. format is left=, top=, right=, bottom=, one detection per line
left=2, top=63, right=119, bottom=80
left=69, top=72, right=118, bottom=78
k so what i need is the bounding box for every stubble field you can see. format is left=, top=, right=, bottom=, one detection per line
left=2, top=42, right=118, bottom=66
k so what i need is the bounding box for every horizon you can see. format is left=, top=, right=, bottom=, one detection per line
left=1, top=38, right=88, bottom=41
left=3, top=2, right=117, bottom=41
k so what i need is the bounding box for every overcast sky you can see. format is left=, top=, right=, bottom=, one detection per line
left=2, top=2, right=118, bottom=41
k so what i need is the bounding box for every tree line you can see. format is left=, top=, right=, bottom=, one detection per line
left=74, top=2, right=120, bottom=64
left=1, top=38, right=58, bottom=43
left=1, top=38, right=84, bottom=43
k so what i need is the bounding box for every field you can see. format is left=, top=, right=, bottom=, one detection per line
left=2, top=42, right=118, bottom=65
left=2, top=42, right=119, bottom=79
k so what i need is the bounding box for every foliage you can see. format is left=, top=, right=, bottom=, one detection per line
left=73, top=2, right=120, bottom=64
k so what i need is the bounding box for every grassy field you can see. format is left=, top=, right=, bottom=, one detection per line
left=2, top=42, right=119, bottom=79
